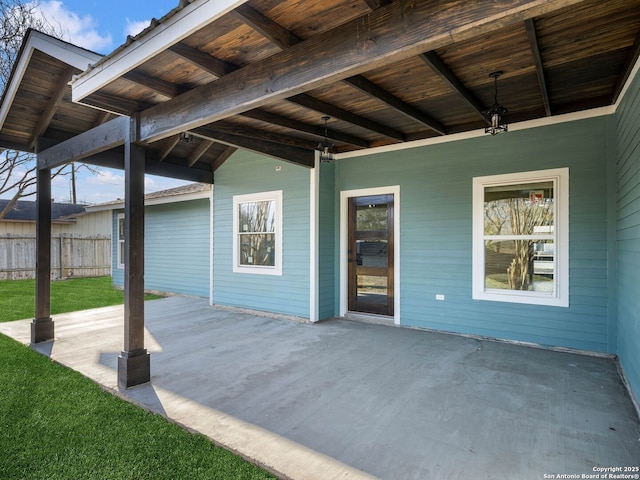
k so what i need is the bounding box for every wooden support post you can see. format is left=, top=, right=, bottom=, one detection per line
left=117, top=114, right=150, bottom=389
left=31, top=166, right=53, bottom=343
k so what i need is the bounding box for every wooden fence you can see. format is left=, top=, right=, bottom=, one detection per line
left=0, top=234, right=111, bottom=280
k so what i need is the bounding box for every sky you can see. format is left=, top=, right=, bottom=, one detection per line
left=1, top=0, right=191, bottom=205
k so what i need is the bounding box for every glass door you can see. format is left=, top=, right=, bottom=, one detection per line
left=348, top=194, right=394, bottom=316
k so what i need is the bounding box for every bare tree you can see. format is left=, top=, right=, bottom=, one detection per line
left=239, top=200, right=276, bottom=266
left=484, top=190, right=553, bottom=291
left=505, top=197, right=553, bottom=290
left=0, top=0, right=94, bottom=219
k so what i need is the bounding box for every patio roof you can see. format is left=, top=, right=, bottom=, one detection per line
left=1, top=0, right=639, bottom=176
left=3, top=0, right=640, bottom=390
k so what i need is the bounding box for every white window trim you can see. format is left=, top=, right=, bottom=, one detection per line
left=472, top=168, right=569, bottom=307
left=116, top=213, right=125, bottom=270
left=232, top=190, right=283, bottom=276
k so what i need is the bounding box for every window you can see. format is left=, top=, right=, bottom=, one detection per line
left=472, top=168, right=568, bottom=307
left=117, top=213, right=125, bottom=269
left=233, top=190, right=282, bottom=275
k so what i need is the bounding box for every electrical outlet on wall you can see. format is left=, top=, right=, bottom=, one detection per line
left=436, top=294, right=445, bottom=301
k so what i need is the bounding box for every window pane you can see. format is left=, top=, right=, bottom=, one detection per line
left=239, top=233, right=275, bottom=266
left=356, top=203, right=387, bottom=231
left=484, top=181, right=554, bottom=236
left=118, top=217, right=125, bottom=240
left=119, top=241, right=125, bottom=266
left=485, top=240, right=554, bottom=292
left=357, top=275, right=388, bottom=300
left=239, top=200, right=275, bottom=233
left=356, top=239, right=388, bottom=267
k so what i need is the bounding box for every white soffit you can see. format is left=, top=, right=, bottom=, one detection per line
left=0, top=30, right=101, bottom=129
left=71, top=0, right=249, bottom=103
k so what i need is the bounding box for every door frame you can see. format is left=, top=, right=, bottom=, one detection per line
left=340, top=185, right=400, bottom=324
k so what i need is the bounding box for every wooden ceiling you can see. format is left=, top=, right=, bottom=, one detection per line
left=2, top=0, right=640, bottom=181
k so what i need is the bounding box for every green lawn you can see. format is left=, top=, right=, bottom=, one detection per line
left=0, top=276, right=161, bottom=323
left=0, top=277, right=276, bottom=479
left=0, top=335, right=275, bottom=480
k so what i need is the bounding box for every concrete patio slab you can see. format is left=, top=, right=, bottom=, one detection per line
left=1, top=296, right=639, bottom=479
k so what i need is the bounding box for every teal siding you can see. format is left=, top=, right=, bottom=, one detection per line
left=616, top=71, right=640, bottom=401
left=112, top=210, right=123, bottom=287
left=112, top=198, right=210, bottom=297
left=318, top=161, right=336, bottom=319
left=213, top=150, right=311, bottom=318
left=336, top=117, right=614, bottom=353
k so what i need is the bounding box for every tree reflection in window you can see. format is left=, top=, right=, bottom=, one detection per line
left=484, top=182, right=554, bottom=291
left=238, top=200, right=276, bottom=266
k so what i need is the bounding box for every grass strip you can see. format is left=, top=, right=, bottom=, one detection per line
left=0, top=277, right=161, bottom=323
left=0, top=334, right=275, bottom=479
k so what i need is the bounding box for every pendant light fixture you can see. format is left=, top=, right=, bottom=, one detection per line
left=484, top=71, right=508, bottom=135
left=316, top=116, right=335, bottom=162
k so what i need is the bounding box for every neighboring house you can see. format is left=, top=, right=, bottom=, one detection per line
left=0, top=1, right=638, bottom=400
left=86, top=183, right=212, bottom=298
left=0, top=199, right=110, bottom=236
left=0, top=199, right=111, bottom=279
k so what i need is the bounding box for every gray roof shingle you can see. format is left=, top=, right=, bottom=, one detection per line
left=0, top=199, right=86, bottom=222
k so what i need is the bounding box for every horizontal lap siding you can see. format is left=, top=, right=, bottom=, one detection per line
left=112, top=199, right=210, bottom=297
left=337, top=118, right=613, bottom=352
left=318, top=162, right=336, bottom=319
left=213, top=151, right=310, bottom=318
left=112, top=211, right=123, bottom=287
left=616, top=71, right=640, bottom=400
left=143, top=200, right=210, bottom=297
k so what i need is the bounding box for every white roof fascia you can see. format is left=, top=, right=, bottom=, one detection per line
left=71, top=0, right=249, bottom=103
left=85, top=185, right=213, bottom=212
left=0, top=30, right=101, bottom=129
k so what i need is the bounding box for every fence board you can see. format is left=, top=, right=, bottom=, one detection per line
left=0, top=234, right=111, bottom=280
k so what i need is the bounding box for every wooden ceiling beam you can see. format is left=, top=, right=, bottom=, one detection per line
left=145, top=155, right=214, bottom=183
left=208, top=120, right=320, bottom=150
left=122, top=71, right=186, bottom=99
left=82, top=92, right=151, bottom=116
left=212, top=146, right=237, bottom=171
left=92, top=111, right=114, bottom=128
left=139, top=0, right=587, bottom=143
left=170, top=35, right=381, bottom=147
left=187, top=138, right=214, bottom=167
left=81, top=147, right=214, bottom=183
left=168, top=43, right=237, bottom=78
left=525, top=19, right=551, bottom=117
left=234, top=4, right=438, bottom=138
left=29, top=66, right=75, bottom=150
left=289, top=94, right=405, bottom=141
left=241, top=109, right=369, bottom=148
left=232, top=4, right=300, bottom=49
left=362, top=0, right=391, bottom=10
left=612, top=27, right=640, bottom=104
left=158, top=134, right=181, bottom=162
left=418, top=52, right=486, bottom=119
left=193, top=126, right=314, bottom=167
left=343, top=75, right=447, bottom=135
left=38, top=116, right=128, bottom=170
